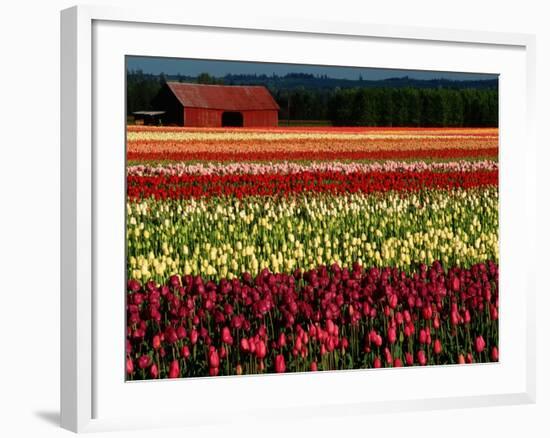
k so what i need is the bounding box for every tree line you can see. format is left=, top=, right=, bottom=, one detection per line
left=327, top=87, right=498, bottom=127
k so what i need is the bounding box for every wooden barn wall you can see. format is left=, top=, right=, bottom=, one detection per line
left=184, top=108, right=222, bottom=127
left=183, top=108, right=279, bottom=127
left=242, top=111, right=278, bottom=127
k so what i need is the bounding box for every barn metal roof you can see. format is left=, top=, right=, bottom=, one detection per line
left=166, top=82, right=280, bottom=111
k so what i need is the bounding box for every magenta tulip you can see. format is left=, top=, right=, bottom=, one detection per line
left=475, top=336, right=486, bottom=353
left=168, top=360, right=180, bottom=378
left=275, top=354, right=286, bottom=373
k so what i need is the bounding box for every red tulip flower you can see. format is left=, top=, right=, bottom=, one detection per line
left=255, top=340, right=267, bottom=360
left=209, top=348, right=220, bottom=368
left=451, top=311, right=459, bottom=326
left=168, top=360, right=180, bottom=378
left=384, top=347, right=392, bottom=364
left=181, top=345, right=190, bottom=359
left=310, top=361, right=318, bottom=372
left=152, top=335, right=161, bottom=350
left=490, top=305, right=498, bottom=321
left=475, top=336, right=486, bottom=353
left=417, top=350, right=427, bottom=366
left=491, top=346, right=499, bottom=362
left=165, top=326, right=178, bottom=344
left=150, top=363, right=159, bottom=379
left=457, top=354, right=466, bottom=364
left=138, top=355, right=151, bottom=370
left=240, top=338, right=250, bottom=352
left=126, top=358, right=134, bottom=374
left=419, top=329, right=427, bottom=344
left=369, top=330, right=383, bottom=347
left=373, top=357, right=382, bottom=368
left=326, top=319, right=335, bottom=336
left=433, top=339, right=442, bottom=355
left=422, top=306, right=433, bottom=320
left=275, top=354, right=286, bottom=373
left=463, top=310, right=471, bottom=324
left=405, top=352, right=414, bottom=366
left=387, top=327, right=397, bottom=344
left=190, top=329, right=198, bottom=345
left=177, top=326, right=187, bottom=340
left=221, top=326, right=233, bottom=345
left=393, top=358, right=403, bottom=367
left=278, top=333, right=287, bottom=348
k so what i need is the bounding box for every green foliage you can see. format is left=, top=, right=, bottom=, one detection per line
left=329, top=88, right=498, bottom=127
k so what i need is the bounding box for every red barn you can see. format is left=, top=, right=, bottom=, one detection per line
left=153, top=82, right=280, bottom=127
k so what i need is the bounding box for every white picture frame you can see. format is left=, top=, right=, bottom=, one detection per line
left=60, top=4, right=536, bottom=433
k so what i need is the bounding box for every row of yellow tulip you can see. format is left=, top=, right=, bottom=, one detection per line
left=126, top=188, right=498, bottom=282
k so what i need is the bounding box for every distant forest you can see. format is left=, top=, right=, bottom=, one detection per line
left=127, top=70, right=498, bottom=127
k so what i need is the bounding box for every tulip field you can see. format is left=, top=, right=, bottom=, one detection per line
left=125, top=126, right=499, bottom=380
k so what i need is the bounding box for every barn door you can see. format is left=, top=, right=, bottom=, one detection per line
left=222, top=111, right=244, bottom=127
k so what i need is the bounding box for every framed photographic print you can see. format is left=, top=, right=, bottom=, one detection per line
left=60, top=4, right=536, bottom=433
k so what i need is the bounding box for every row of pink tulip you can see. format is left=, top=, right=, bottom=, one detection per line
left=127, top=159, right=498, bottom=177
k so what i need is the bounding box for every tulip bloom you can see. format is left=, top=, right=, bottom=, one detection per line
left=221, top=327, right=233, bottom=345
left=209, top=348, right=220, bottom=368
left=255, top=340, right=267, bottom=360
left=419, top=329, right=427, bottom=344
left=278, top=333, right=286, bottom=348
left=433, top=339, right=442, bottom=355
left=417, top=350, right=427, bottom=366
left=275, top=354, right=286, bottom=373
left=126, top=358, right=134, bottom=374
left=387, top=327, right=397, bottom=344
left=152, top=335, right=161, bottom=350
left=138, top=355, right=151, bottom=370
left=168, top=360, right=180, bottom=378
left=150, top=363, right=159, bottom=379
left=491, top=346, right=499, bottom=362
left=240, top=338, right=250, bottom=352
left=310, top=361, right=318, bottom=372
left=451, top=311, right=460, bottom=326
left=181, top=345, right=191, bottom=359
left=475, top=336, right=486, bottom=353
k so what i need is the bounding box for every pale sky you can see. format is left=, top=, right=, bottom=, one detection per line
left=127, top=56, right=498, bottom=81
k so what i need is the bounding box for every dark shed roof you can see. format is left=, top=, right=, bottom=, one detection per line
left=166, top=82, right=280, bottom=111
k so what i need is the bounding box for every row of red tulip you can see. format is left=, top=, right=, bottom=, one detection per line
left=127, top=169, right=497, bottom=200
left=127, top=147, right=498, bottom=163
left=126, top=260, right=498, bottom=379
